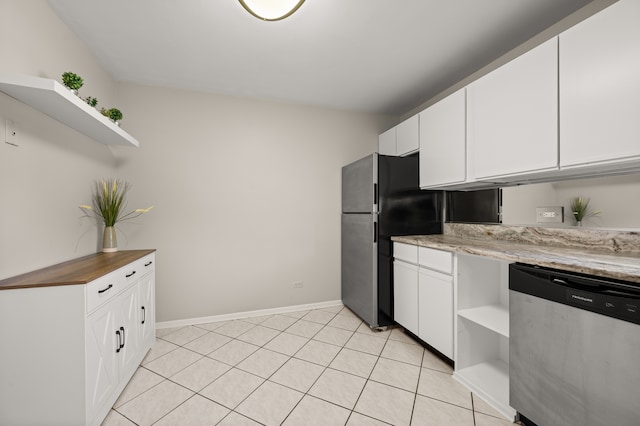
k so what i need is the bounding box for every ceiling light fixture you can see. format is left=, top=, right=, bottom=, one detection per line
left=239, top=0, right=305, bottom=21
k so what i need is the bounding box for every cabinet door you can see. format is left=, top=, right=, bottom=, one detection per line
left=396, top=115, right=419, bottom=156
left=469, top=38, right=558, bottom=179
left=560, top=0, right=640, bottom=167
left=139, top=271, right=155, bottom=350
left=378, top=127, right=396, bottom=155
left=418, top=268, right=453, bottom=359
left=86, top=303, right=118, bottom=422
left=117, top=284, right=140, bottom=381
left=393, top=260, right=419, bottom=334
left=419, top=89, right=466, bottom=187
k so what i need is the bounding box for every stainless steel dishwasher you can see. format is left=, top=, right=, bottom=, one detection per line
left=509, top=263, right=640, bottom=426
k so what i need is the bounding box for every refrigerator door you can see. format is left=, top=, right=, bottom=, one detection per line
left=342, top=154, right=377, bottom=214
left=341, top=213, right=378, bottom=327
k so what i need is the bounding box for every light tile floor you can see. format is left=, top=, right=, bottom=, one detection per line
left=103, top=305, right=515, bottom=425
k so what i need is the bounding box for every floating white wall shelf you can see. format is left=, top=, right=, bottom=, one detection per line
left=0, top=73, right=139, bottom=147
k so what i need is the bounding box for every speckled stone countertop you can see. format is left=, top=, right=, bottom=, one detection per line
left=392, top=224, right=640, bottom=283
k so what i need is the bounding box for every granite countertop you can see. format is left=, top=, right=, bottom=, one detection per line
left=392, top=224, right=640, bottom=284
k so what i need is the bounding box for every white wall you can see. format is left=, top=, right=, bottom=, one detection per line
left=0, top=0, right=117, bottom=278
left=502, top=173, right=640, bottom=229
left=114, top=83, right=391, bottom=321
left=0, top=1, right=394, bottom=322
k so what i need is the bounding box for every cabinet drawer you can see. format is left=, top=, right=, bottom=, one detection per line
left=418, top=247, right=452, bottom=274
left=139, top=253, right=156, bottom=275
left=394, top=242, right=418, bottom=264
left=85, top=270, right=124, bottom=313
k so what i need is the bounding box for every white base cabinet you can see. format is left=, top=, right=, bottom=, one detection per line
left=394, top=243, right=515, bottom=420
left=418, top=267, right=454, bottom=359
left=393, top=243, right=454, bottom=360
left=393, top=259, right=420, bottom=334
left=0, top=251, right=155, bottom=426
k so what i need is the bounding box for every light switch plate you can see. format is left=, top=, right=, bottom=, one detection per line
left=5, top=119, right=19, bottom=146
left=536, top=206, right=564, bottom=223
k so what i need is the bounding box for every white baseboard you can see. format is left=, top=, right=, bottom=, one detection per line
left=157, top=299, right=343, bottom=329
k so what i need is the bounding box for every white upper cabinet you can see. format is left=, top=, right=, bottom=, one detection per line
left=419, top=89, right=467, bottom=188
left=378, top=127, right=396, bottom=155
left=378, top=115, right=419, bottom=157
left=396, top=114, right=419, bottom=156
left=559, top=0, right=640, bottom=170
left=468, top=38, right=559, bottom=180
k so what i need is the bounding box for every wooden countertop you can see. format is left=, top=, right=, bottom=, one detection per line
left=0, top=249, right=156, bottom=290
left=392, top=224, right=640, bottom=284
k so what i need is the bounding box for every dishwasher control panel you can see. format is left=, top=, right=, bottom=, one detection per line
left=511, top=263, right=640, bottom=326
left=565, top=288, right=640, bottom=324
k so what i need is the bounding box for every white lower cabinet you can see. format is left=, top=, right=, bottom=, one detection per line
left=139, top=265, right=156, bottom=350
left=394, top=243, right=515, bottom=420
left=86, top=300, right=119, bottom=420
left=85, top=255, right=155, bottom=425
left=394, top=259, right=419, bottom=333
left=454, top=254, right=514, bottom=420
left=393, top=243, right=454, bottom=360
left=0, top=251, right=155, bottom=426
left=418, top=268, right=453, bottom=359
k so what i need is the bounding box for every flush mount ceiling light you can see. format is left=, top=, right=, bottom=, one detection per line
left=239, top=0, right=305, bottom=21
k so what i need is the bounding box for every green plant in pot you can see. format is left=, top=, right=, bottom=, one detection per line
left=100, top=107, right=123, bottom=125
left=85, top=96, right=98, bottom=107
left=107, top=108, right=123, bottom=124
left=61, top=71, right=84, bottom=94
left=79, top=178, right=153, bottom=252
left=569, top=196, right=600, bottom=226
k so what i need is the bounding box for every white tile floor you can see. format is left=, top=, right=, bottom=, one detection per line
left=102, top=305, right=515, bottom=426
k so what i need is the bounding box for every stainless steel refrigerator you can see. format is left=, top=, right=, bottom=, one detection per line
left=341, top=153, right=442, bottom=328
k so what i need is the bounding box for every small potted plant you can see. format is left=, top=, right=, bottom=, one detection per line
left=107, top=108, right=123, bottom=125
left=61, top=71, right=84, bottom=95
left=100, top=107, right=124, bottom=126
left=85, top=96, right=98, bottom=107
left=569, top=196, right=600, bottom=226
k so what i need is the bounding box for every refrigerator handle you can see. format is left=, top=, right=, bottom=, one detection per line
left=373, top=184, right=377, bottom=206
left=373, top=222, right=377, bottom=243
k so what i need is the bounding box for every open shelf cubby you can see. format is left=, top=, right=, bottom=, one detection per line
left=454, top=254, right=515, bottom=420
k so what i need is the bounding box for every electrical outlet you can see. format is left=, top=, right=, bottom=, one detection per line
left=536, top=206, right=564, bottom=223
left=5, top=119, right=19, bottom=146
left=293, top=281, right=303, bottom=288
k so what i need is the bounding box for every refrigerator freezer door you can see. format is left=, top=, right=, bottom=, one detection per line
left=341, top=213, right=377, bottom=327
left=342, top=154, right=377, bottom=214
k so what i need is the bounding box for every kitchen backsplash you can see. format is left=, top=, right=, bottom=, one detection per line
left=502, top=173, right=640, bottom=230
left=444, top=223, right=640, bottom=255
